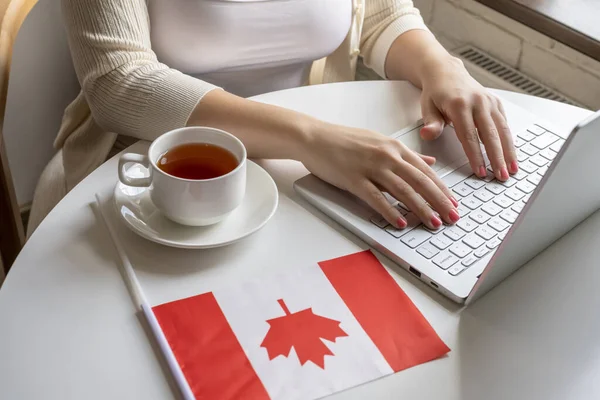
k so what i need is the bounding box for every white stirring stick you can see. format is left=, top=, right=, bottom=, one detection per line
left=94, top=194, right=195, bottom=400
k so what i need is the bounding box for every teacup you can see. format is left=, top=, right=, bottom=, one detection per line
left=118, top=127, right=247, bottom=226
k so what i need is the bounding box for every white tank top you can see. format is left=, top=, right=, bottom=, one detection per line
left=148, top=0, right=352, bottom=98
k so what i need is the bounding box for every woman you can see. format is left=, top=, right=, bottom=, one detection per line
left=28, top=0, right=517, bottom=234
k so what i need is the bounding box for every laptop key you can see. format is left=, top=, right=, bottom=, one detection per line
left=431, top=235, right=453, bottom=250
left=516, top=150, right=529, bottom=162
left=463, top=233, right=485, bottom=249
left=453, top=182, right=474, bottom=197
left=499, top=177, right=518, bottom=187
left=489, top=217, right=510, bottom=232
left=462, top=196, right=483, bottom=210
left=474, top=188, right=494, bottom=203
left=444, top=226, right=467, bottom=241
left=550, top=140, right=564, bottom=153
left=539, top=148, right=557, bottom=161
left=476, top=226, right=496, bottom=240
left=527, top=174, right=542, bottom=185
left=493, top=195, right=514, bottom=208
left=385, top=225, right=409, bottom=238
left=482, top=202, right=503, bottom=216
left=522, top=193, right=533, bottom=203
left=457, top=218, right=477, bottom=233
left=462, top=254, right=479, bottom=267
left=474, top=247, right=491, bottom=258
left=464, top=176, right=486, bottom=190
left=469, top=209, right=490, bottom=224
left=457, top=204, right=471, bottom=217
left=401, top=228, right=432, bottom=249
left=519, top=161, right=538, bottom=174
left=417, top=243, right=440, bottom=259
left=487, top=237, right=502, bottom=249
left=449, top=265, right=467, bottom=276
left=498, top=231, right=508, bottom=240
left=505, top=187, right=526, bottom=201
left=527, top=125, right=546, bottom=136
left=486, top=182, right=506, bottom=195
left=517, top=130, right=536, bottom=141
left=370, top=215, right=388, bottom=228
left=500, top=209, right=519, bottom=224
left=530, top=155, right=548, bottom=167
left=516, top=180, right=536, bottom=194
left=433, top=252, right=459, bottom=270
left=513, top=136, right=526, bottom=147
left=512, top=169, right=528, bottom=181
left=520, top=143, right=538, bottom=156
left=531, top=133, right=559, bottom=150
left=537, top=165, right=549, bottom=176
left=512, top=202, right=525, bottom=213
left=449, top=242, right=472, bottom=258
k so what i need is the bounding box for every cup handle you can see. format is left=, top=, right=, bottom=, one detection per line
left=118, top=153, right=152, bottom=187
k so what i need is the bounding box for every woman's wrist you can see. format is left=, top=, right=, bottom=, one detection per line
left=416, top=53, right=464, bottom=88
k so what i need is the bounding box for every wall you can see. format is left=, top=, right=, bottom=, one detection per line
left=414, top=0, right=600, bottom=110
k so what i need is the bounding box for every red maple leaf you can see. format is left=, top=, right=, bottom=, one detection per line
left=260, top=299, right=348, bottom=369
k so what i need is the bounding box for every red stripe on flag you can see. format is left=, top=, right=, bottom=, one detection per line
left=319, top=250, right=450, bottom=372
left=153, top=293, right=270, bottom=400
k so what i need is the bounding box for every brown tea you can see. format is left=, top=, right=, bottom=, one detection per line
left=157, top=143, right=238, bottom=180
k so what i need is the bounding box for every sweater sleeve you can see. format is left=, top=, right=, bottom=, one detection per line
left=61, top=0, right=218, bottom=141
left=360, top=0, right=430, bottom=79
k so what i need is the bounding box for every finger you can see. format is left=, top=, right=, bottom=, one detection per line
left=353, top=181, right=407, bottom=229
left=474, top=107, right=508, bottom=181
left=448, top=105, right=487, bottom=178
left=391, top=161, right=458, bottom=226
left=378, top=170, right=443, bottom=230
left=492, top=110, right=518, bottom=174
left=404, top=150, right=461, bottom=210
left=417, top=153, right=436, bottom=166
left=420, top=98, right=445, bottom=141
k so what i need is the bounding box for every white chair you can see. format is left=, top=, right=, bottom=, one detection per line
left=1, top=0, right=79, bottom=272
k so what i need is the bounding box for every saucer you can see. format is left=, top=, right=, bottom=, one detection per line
left=113, top=161, right=278, bottom=249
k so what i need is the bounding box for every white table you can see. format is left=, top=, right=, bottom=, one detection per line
left=0, top=81, right=597, bottom=400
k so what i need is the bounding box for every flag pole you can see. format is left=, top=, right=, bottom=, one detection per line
left=94, top=194, right=195, bottom=400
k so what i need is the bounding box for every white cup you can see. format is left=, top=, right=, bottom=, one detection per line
left=118, top=127, right=247, bottom=226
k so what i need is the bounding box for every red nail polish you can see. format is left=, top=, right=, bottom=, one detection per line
left=397, top=217, right=407, bottom=229
left=431, top=215, right=442, bottom=228
left=478, top=166, right=487, bottom=178
left=501, top=167, right=509, bottom=180
left=450, top=197, right=459, bottom=207
left=449, top=209, right=460, bottom=223
left=510, top=160, right=519, bottom=174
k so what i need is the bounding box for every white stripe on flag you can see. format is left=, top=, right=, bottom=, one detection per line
left=214, top=263, right=394, bottom=400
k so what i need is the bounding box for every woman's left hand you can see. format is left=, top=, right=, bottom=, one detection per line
left=418, top=57, right=518, bottom=181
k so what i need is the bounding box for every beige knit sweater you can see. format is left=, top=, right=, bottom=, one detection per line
left=27, top=0, right=427, bottom=233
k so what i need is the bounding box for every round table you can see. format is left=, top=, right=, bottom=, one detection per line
left=0, top=81, right=597, bottom=400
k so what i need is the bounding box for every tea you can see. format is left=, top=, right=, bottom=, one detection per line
left=157, top=143, right=238, bottom=180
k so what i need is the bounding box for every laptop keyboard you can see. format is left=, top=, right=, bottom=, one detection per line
left=370, top=125, right=565, bottom=277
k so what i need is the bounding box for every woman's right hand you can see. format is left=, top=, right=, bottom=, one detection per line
left=300, top=122, right=461, bottom=230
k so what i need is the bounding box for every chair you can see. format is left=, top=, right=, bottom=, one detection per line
left=0, top=0, right=80, bottom=275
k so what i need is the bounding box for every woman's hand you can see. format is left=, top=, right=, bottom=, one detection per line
left=419, top=57, right=518, bottom=181
left=300, top=123, right=460, bottom=230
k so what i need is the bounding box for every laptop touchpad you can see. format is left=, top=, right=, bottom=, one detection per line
left=393, top=125, right=469, bottom=175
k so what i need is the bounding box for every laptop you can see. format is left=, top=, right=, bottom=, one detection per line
left=294, top=98, right=600, bottom=304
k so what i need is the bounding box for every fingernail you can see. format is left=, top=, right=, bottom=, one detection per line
left=449, top=209, right=460, bottom=223
left=430, top=215, right=442, bottom=229
left=478, top=166, right=486, bottom=178
left=450, top=197, right=459, bottom=207
left=397, top=217, right=407, bottom=229
left=510, top=160, right=519, bottom=174
left=500, top=167, right=509, bottom=180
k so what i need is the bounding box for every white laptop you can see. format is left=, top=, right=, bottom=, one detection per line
left=294, top=99, right=600, bottom=304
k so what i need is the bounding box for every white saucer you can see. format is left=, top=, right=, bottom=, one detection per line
left=113, top=161, right=278, bottom=249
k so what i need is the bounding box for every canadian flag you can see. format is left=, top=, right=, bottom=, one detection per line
left=153, top=251, right=450, bottom=400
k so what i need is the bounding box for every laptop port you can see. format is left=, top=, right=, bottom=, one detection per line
left=430, top=281, right=439, bottom=289
left=409, top=266, right=421, bottom=278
